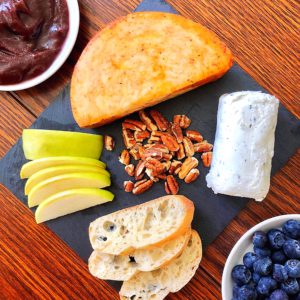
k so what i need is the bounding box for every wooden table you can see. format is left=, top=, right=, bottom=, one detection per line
left=0, top=0, right=299, bottom=299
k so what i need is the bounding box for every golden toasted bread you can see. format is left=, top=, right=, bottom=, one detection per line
left=71, top=12, right=233, bottom=128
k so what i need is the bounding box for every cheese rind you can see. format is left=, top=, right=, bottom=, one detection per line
left=206, top=91, right=279, bottom=201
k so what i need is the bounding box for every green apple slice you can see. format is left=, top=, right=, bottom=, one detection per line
left=35, top=188, right=114, bottom=223
left=20, top=156, right=106, bottom=179
left=25, top=165, right=110, bottom=195
left=28, top=172, right=111, bottom=208
left=23, top=129, right=103, bottom=160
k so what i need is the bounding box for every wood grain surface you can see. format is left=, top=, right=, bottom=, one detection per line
left=0, top=0, right=299, bottom=299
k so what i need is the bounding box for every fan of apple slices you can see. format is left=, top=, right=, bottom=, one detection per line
left=20, top=129, right=114, bottom=223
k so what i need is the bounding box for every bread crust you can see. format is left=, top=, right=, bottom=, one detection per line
left=89, top=195, right=194, bottom=255
left=88, top=229, right=191, bottom=281
left=71, top=12, right=233, bottom=128
left=119, top=230, right=202, bottom=300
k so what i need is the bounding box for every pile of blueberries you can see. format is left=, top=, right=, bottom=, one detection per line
left=231, top=219, right=300, bottom=300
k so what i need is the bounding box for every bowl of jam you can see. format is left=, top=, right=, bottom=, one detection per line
left=0, top=0, right=79, bottom=91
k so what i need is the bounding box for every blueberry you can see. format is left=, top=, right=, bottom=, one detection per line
left=283, top=239, right=300, bottom=259
left=256, top=276, right=277, bottom=295
left=254, top=246, right=272, bottom=258
left=233, top=282, right=240, bottom=298
left=247, top=281, right=257, bottom=289
left=283, top=219, right=300, bottom=239
left=285, top=259, right=300, bottom=278
left=292, top=295, right=300, bottom=300
left=243, top=252, right=258, bottom=269
left=281, top=278, right=300, bottom=295
left=271, top=250, right=287, bottom=264
left=269, top=289, right=288, bottom=300
left=253, top=257, right=273, bottom=276
left=267, top=229, right=285, bottom=250
left=237, top=285, right=258, bottom=300
left=291, top=293, right=300, bottom=300
left=232, top=265, right=252, bottom=286
left=252, top=272, right=261, bottom=284
left=253, top=231, right=268, bottom=248
left=272, top=264, right=288, bottom=282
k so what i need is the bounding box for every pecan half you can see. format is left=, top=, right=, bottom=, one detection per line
left=179, top=157, right=199, bottom=179
left=145, top=143, right=169, bottom=153
left=122, top=119, right=146, bottom=131
left=119, top=149, right=130, bottom=165
left=133, top=179, right=153, bottom=195
left=148, top=133, right=162, bottom=144
left=171, top=122, right=183, bottom=143
left=183, top=137, right=195, bottom=157
left=139, top=110, right=157, bottom=131
left=176, top=143, right=186, bottom=160
left=134, top=130, right=150, bottom=142
left=169, top=160, right=182, bottom=175
left=141, top=148, right=163, bottom=161
left=173, top=115, right=191, bottom=129
left=161, top=134, right=179, bottom=152
left=157, top=173, right=167, bottom=180
left=145, top=168, right=159, bottom=182
left=135, top=160, right=145, bottom=180
left=201, top=151, right=213, bottom=167
left=104, top=135, right=115, bottom=151
left=124, top=181, right=134, bottom=192
left=145, top=157, right=165, bottom=176
left=186, top=130, right=203, bottom=143
left=150, top=110, right=169, bottom=131
left=122, top=129, right=136, bottom=149
left=194, top=140, right=213, bottom=153
left=141, top=144, right=168, bottom=160
left=162, top=153, right=173, bottom=161
left=184, top=168, right=199, bottom=183
left=162, top=160, right=171, bottom=172
left=165, top=175, right=179, bottom=195
left=138, top=145, right=146, bottom=159
left=125, top=164, right=135, bottom=176
left=134, top=179, right=147, bottom=187
left=129, top=148, right=141, bottom=160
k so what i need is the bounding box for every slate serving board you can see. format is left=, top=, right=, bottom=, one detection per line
left=0, top=0, right=299, bottom=291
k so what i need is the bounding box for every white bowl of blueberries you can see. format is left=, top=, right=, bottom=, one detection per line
left=222, top=215, right=300, bottom=300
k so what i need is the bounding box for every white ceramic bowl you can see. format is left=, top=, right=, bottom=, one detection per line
left=222, top=214, right=300, bottom=300
left=0, top=0, right=80, bottom=91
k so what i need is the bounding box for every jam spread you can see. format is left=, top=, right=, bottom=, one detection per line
left=0, top=0, right=69, bottom=85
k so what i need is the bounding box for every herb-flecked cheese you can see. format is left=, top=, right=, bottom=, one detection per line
left=206, top=91, right=279, bottom=201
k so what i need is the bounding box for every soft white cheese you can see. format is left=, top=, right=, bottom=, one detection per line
left=206, top=91, right=279, bottom=201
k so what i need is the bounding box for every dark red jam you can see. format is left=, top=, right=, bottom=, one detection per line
left=0, top=0, right=69, bottom=85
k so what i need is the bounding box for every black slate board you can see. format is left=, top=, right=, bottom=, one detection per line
left=0, top=0, right=299, bottom=290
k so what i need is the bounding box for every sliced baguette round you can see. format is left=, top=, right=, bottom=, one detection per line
left=88, top=229, right=191, bottom=281
left=134, top=227, right=191, bottom=271
left=89, top=195, right=194, bottom=255
left=120, top=230, right=202, bottom=300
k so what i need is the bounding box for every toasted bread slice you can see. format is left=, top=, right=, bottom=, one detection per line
left=89, top=195, right=194, bottom=255
left=71, top=12, right=233, bottom=128
left=120, top=230, right=202, bottom=300
left=88, top=229, right=191, bottom=281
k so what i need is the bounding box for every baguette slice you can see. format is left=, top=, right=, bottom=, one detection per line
left=120, top=230, right=202, bottom=300
left=88, top=229, right=191, bottom=281
left=89, top=195, right=194, bottom=255
left=71, top=12, right=233, bottom=128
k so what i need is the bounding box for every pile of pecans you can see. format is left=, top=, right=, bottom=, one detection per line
left=119, top=110, right=213, bottom=195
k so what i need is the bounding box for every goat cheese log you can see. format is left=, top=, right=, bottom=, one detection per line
left=206, top=91, right=279, bottom=201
